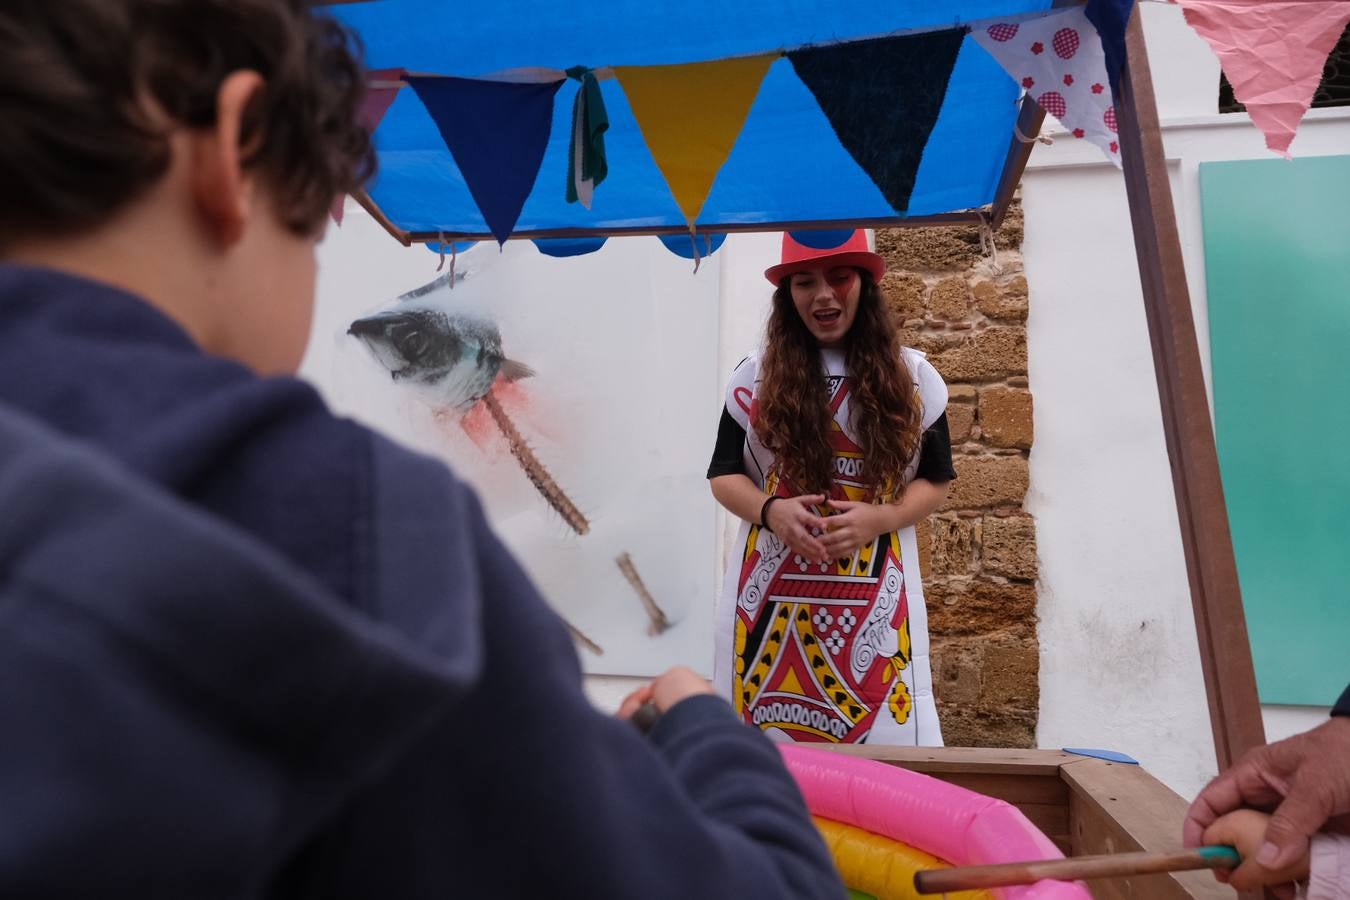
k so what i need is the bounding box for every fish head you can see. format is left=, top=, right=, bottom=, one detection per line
left=348, top=308, right=465, bottom=385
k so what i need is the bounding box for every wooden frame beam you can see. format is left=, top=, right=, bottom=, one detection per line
left=397, top=211, right=989, bottom=245
left=1060, top=757, right=1234, bottom=899
left=1115, top=5, right=1265, bottom=770
left=989, top=97, right=1046, bottom=229
left=352, top=189, right=411, bottom=245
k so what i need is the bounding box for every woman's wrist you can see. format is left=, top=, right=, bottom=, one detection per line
left=882, top=479, right=949, bottom=534
left=883, top=503, right=912, bottom=533
left=760, top=496, right=780, bottom=532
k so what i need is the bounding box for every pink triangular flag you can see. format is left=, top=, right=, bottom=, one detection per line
left=332, top=68, right=406, bottom=226
left=1176, top=0, right=1350, bottom=157
left=359, top=68, right=406, bottom=133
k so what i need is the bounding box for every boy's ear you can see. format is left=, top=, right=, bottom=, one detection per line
left=188, top=71, right=266, bottom=248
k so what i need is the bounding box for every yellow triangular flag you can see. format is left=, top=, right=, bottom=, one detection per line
left=616, top=54, right=775, bottom=226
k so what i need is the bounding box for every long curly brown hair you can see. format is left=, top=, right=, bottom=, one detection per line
left=756, top=270, right=922, bottom=499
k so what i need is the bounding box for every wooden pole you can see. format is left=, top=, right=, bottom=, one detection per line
left=914, top=847, right=1239, bottom=894
left=1114, top=7, right=1265, bottom=769
left=989, top=96, right=1046, bottom=229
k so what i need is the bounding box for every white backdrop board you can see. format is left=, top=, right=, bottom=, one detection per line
left=304, top=207, right=722, bottom=677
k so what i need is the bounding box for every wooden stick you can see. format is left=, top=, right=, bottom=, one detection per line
left=482, top=391, right=590, bottom=536
left=914, top=846, right=1240, bottom=893
left=565, top=622, right=604, bottom=657
left=615, top=552, right=671, bottom=636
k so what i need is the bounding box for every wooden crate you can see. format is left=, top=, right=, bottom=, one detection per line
left=821, top=746, right=1235, bottom=899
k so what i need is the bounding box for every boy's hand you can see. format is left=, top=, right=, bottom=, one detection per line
left=617, top=666, right=715, bottom=720
left=1203, top=809, right=1310, bottom=897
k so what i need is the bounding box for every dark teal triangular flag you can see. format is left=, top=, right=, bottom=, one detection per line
left=408, top=76, right=563, bottom=244
left=564, top=67, right=609, bottom=207
left=788, top=29, right=967, bottom=214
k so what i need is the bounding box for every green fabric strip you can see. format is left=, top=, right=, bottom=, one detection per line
left=565, top=66, right=609, bottom=205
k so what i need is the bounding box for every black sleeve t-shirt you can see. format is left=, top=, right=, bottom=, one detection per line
left=706, top=408, right=957, bottom=483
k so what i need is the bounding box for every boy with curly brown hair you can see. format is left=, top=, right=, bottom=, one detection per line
left=0, top=3, right=844, bottom=897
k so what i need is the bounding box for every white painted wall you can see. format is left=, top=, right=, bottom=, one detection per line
left=1023, top=2, right=1346, bottom=798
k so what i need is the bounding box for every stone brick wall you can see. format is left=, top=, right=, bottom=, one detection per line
left=876, top=204, right=1040, bottom=748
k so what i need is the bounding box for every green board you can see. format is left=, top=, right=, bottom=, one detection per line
left=1200, top=154, right=1350, bottom=706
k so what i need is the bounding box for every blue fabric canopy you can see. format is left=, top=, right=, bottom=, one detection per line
left=331, top=0, right=1058, bottom=239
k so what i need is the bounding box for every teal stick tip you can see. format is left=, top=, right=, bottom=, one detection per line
left=1199, top=845, right=1241, bottom=866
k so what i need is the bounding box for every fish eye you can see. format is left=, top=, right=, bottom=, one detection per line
left=395, top=329, right=430, bottom=360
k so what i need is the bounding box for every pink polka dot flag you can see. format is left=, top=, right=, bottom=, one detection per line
left=972, top=6, right=1121, bottom=168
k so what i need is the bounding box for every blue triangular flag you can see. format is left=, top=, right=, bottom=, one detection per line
left=788, top=29, right=966, bottom=214
left=658, top=232, right=725, bottom=260
left=1085, top=0, right=1135, bottom=93
left=533, top=237, right=607, bottom=257
left=408, top=76, right=563, bottom=244
left=787, top=229, right=854, bottom=250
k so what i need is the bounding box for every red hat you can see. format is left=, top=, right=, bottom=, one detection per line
left=763, top=229, right=886, bottom=286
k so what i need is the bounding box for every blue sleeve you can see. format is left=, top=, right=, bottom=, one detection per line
left=0, top=408, right=478, bottom=898
left=1334, top=684, right=1350, bottom=717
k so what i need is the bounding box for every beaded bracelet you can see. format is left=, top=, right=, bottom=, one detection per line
left=760, top=496, right=780, bottom=533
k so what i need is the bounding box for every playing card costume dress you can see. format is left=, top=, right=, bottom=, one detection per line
left=708, top=232, right=954, bottom=746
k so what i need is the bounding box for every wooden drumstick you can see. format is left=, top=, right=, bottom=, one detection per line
left=914, top=846, right=1240, bottom=893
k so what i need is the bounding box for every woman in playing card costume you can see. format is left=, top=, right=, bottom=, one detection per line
left=709, top=230, right=955, bottom=746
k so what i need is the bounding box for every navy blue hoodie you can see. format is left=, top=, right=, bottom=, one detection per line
left=0, top=264, right=845, bottom=900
